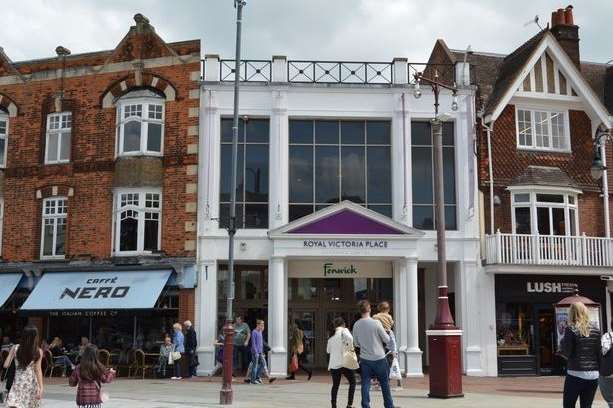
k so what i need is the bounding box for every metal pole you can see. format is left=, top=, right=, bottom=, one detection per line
left=220, top=1, right=245, bottom=405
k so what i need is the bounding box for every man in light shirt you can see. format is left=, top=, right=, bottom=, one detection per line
left=352, top=300, right=394, bottom=408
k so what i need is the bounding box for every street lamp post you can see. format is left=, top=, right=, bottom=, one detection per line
left=413, top=70, right=463, bottom=398
left=590, top=125, right=612, bottom=181
left=220, top=0, right=246, bottom=405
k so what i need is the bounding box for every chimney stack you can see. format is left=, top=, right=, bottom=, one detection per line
left=550, top=5, right=580, bottom=69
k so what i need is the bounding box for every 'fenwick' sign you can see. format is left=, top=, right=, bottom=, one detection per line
left=324, top=263, right=358, bottom=277
left=60, top=277, right=130, bottom=300
left=303, top=239, right=388, bottom=249
left=526, top=281, right=578, bottom=294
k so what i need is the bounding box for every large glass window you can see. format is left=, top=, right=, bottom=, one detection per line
left=0, top=114, right=7, bottom=167
left=116, top=90, right=165, bottom=157
left=411, top=121, right=457, bottom=230
left=45, top=112, right=71, bottom=164
left=41, top=197, right=67, bottom=259
left=288, top=119, right=392, bottom=221
left=512, top=191, right=578, bottom=236
left=114, top=190, right=161, bottom=254
left=516, top=109, right=569, bottom=151
left=219, top=118, right=269, bottom=229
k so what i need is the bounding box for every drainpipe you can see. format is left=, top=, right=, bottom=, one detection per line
left=602, top=142, right=610, bottom=237
left=480, top=117, right=495, bottom=235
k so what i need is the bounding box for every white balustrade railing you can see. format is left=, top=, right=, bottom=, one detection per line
left=485, top=231, right=613, bottom=267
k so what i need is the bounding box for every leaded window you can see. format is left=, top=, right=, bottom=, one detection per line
left=116, top=90, right=165, bottom=156
left=115, top=190, right=161, bottom=254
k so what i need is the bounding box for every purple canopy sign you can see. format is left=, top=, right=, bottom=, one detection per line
left=288, top=209, right=406, bottom=235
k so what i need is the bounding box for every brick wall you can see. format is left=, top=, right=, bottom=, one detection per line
left=479, top=104, right=605, bottom=236
left=178, top=289, right=195, bottom=325
left=0, top=16, right=200, bottom=262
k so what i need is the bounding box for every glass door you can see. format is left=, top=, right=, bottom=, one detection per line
left=534, top=305, right=555, bottom=375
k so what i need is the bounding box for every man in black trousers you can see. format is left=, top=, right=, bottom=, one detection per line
left=184, top=320, right=198, bottom=377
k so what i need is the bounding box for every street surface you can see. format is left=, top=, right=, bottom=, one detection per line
left=40, top=375, right=610, bottom=407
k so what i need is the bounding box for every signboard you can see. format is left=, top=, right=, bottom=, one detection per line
left=302, top=240, right=389, bottom=249
left=288, top=260, right=392, bottom=279
left=21, top=270, right=172, bottom=310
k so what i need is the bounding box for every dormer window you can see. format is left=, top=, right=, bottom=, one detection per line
left=0, top=113, right=7, bottom=167
left=116, top=90, right=164, bottom=157
left=45, top=112, right=72, bottom=164
left=516, top=108, right=569, bottom=152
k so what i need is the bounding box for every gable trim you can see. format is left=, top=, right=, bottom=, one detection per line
left=488, top=32, right=611, bottom=128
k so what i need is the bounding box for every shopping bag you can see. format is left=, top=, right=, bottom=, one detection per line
left=341, top=331, right=359, bottom=370
left=289, top=353, right=299, bottom=373
left=389, top=356, right=402, bottom=380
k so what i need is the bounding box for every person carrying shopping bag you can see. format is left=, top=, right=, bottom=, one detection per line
left=69, top=345, right=115, bottom=408
left=599, top=321, right=613, bottom=407
left=327, top=317, right=357, bottom=408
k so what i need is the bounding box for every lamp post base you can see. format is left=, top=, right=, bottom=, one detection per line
left=426, top=329, right=464, bottom=398
left=219, top=321, right=235, bottom=405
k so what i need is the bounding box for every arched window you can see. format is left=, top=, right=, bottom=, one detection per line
left=116, top=89, right=165, bottom=157
left=0, top=112, right=8, bottom=168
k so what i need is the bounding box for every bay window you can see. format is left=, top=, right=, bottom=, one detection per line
left=288, top=119, right=392, bottom=222
left=0, top=113, right=7, bottom=167
left=511, top=191, right=578, bottom=236
left=45, top=112, right=72, bottom=164
left=41, top=197, right=67, bottom=259
left=116, top=90, right=165, bottom=156
left=114, top=189, right=161, bottom=254
left=516, top=108, right=569, bottom=151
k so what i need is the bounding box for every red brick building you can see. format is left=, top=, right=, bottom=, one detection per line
left=429, top=5, right=613, bottom=376
left=0, top=14, right=200, bottom=354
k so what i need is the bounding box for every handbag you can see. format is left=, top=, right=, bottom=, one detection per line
left=168, top=351, right=174, bottom=365
left=341, top=331, right=359, bottom=370
left=172, top=351, right=182, bottom=361
left=601, top=332, right=613, bottom=376
left=289, top=353, right=299, bottom=373
left=389, top=356, right=402, bottom=380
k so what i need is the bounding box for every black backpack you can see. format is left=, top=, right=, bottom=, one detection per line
left=600, top=333, right=613, bottom=377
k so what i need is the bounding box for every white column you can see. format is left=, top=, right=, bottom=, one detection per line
left=196, top=260, right=218, bottom=376
left=394, top=257, right=422, bottom=377
left=199, top=89, right=220, bottom=234
left=269, top=91, right=289, bottom=228
left=268, top=256, right=288, bottom=376
left=391, top=93, right=412, bottom=225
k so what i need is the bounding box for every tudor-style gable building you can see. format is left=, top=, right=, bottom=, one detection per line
left=0, top=14, right=200, bottom=359
left=429, top=5, right=613, bottom=376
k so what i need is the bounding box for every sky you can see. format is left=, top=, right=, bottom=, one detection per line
left=2, top=0, right=612, bottom=64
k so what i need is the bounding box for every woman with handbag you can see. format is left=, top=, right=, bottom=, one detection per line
left=286, top=321, right=312, bottom=381
left=326, top=317, right=357, bottom=408
left=171, top=323, right=185, bottom=380
left=600, top=322, right=613, bottom=407
left=69, top=344, right=115, bottom=408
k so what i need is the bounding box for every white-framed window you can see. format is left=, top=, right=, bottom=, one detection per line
left=113, top=189, right=162, bottom=255
left=45, top=112, right=72, bottom=164
left=0, top=113, right=8, bottom=168
left=115, top=90, right=165, bottom=157
left=511, top=190, right=578, bottom=236
left=41, top=197, right=68, bottom=259
left=516, top=108, right=569, bottom=151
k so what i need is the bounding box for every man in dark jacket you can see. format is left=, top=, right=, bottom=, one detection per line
left=184, top=320, right=198, bottom=377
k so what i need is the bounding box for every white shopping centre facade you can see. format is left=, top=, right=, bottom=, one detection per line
left=194, top=56, right=497, bottom=377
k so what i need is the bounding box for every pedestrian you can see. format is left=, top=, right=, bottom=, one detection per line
left=233, top=316, right=251, bottom=376
left=171, top=323, right=185, bottom=380
left=373, top=302, right=402, bottom=390
left=327, top=317, right=356, bottom=408
left=560, top=302, right=600, bottom=408
left=158, top=336, right=175, bottom=378
left=69, top=344, right=116, bottom=408
left=184, top=320, right=198, bottom=378
left=2, top=348, right=16, bottom=399
left=244, top=338, right=276, bottom=384
left=248, top=319, right=266, bottom=384
left=352, top=300, right=394, bottom=408
left=286, top=320, right=312, bottom=381
left=3, top=325, right=44, bottom=408
left=600, top=320, right=613, bottom=407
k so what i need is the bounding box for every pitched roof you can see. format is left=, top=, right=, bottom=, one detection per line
left=510, top=165, right=579, bottom=189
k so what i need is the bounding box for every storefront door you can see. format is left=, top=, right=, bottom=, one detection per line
left=534, top=304, right=555, bottom=375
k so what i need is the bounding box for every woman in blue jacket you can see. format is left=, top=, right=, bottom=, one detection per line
left=172, top=323, right=185, bottom=379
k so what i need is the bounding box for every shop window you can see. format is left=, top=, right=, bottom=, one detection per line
left=511, top=191, right=578, bottom=236
left=0, top=113, right=8, bottom=168
left=496, top=302, right=534, bottom=355
left=116, top=90, right=165, bottom=157
left=114, top=189, right=161, bottom=255
left=219, top=118, right=269, bottom=229
left=411, top=121, right=457, bottom=230
left=45, top=112, right=71, bottom=164
left=41, top=197, right=67, bottom=259
left=516, top=108, right=569, bottom=151
left=288, top=119, right=392, bottom=221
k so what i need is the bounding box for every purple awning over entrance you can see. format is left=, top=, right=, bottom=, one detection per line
left=287, top=209, right=406, bottom=235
